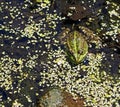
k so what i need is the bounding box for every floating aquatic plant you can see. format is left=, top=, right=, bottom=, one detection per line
left=0, top=0, right=120, bottom=107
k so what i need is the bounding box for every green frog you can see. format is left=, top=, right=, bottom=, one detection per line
left=59, top=26, right=101, bottom=64
left=59, top=29, right=88, bottom=64
left=66, top=30, right=88, bottom=64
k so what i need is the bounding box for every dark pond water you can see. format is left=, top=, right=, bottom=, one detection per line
left=0, top=0, right=120, bottom=107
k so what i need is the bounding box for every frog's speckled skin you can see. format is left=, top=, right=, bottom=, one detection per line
left=66, top=31, right=88, bottom=64
left=60, top=30, right=88, bottom=64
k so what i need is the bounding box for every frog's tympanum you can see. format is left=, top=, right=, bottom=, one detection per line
left=59, top=29, right=88, bottom=64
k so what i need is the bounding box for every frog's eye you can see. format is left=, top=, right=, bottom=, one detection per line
left=78, top=50, right=83, bottom=54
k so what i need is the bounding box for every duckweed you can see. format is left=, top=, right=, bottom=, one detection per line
left=0, top=0, right=120, bottom=107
